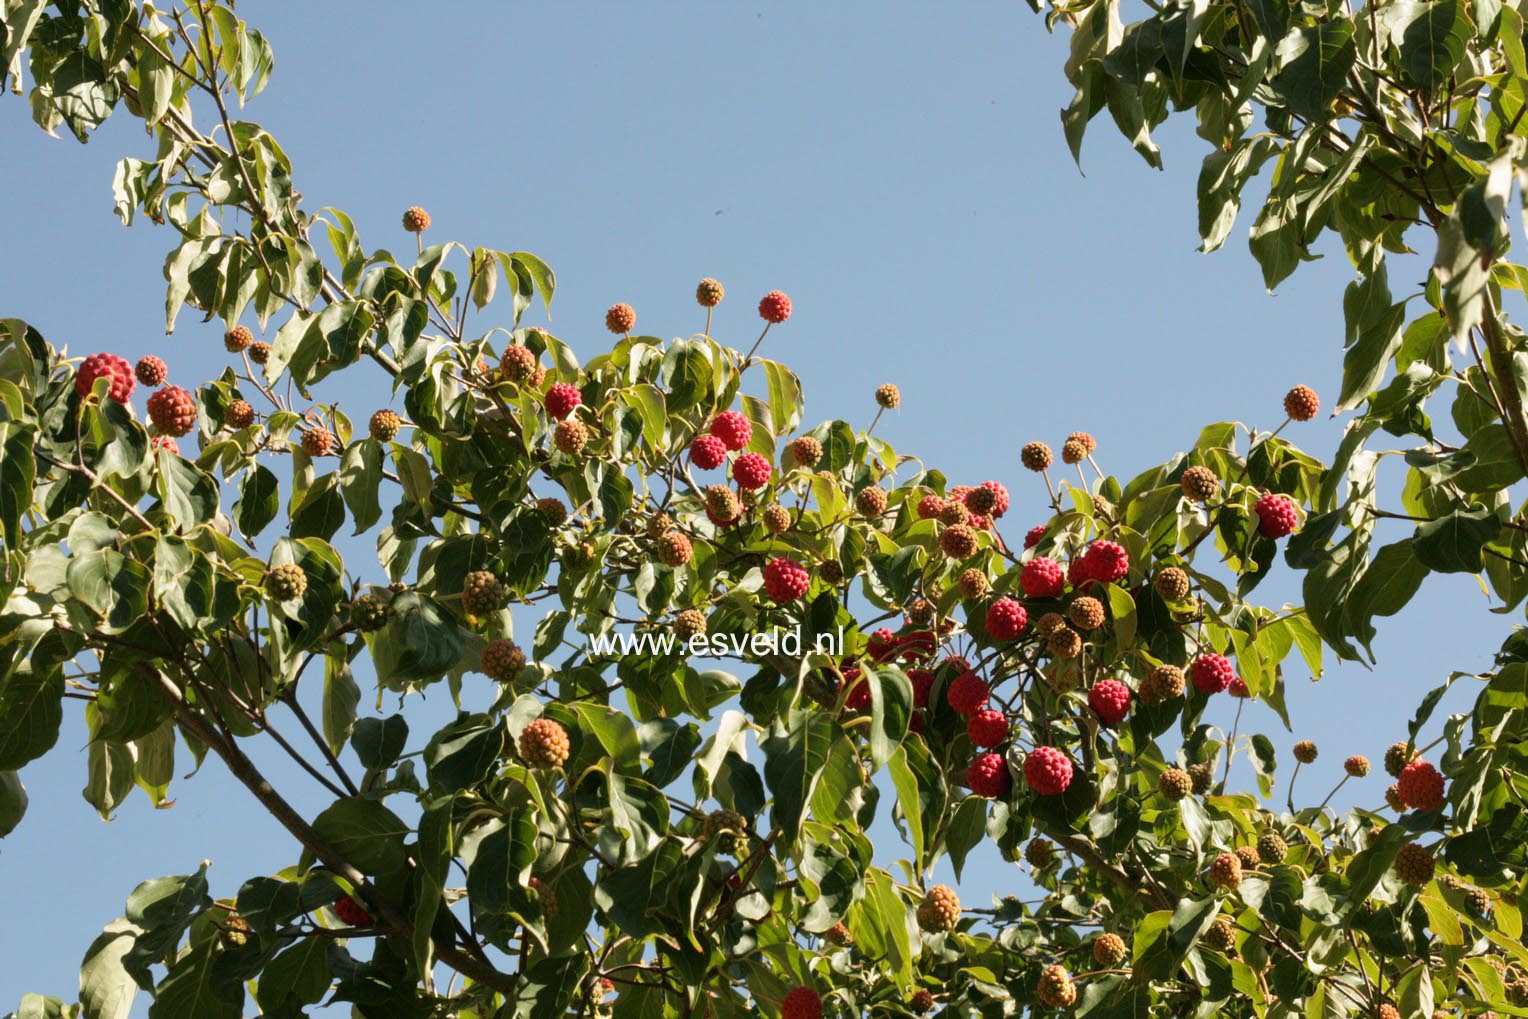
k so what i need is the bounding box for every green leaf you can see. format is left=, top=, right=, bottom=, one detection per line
left=339, top=437, right=383, bottom=533
left=0, top=770, right=27, bottom=837
left=1413, top=507, right=1503, bottom=573
left=865, top=665, right=912, bottom=769
left=1387, top=0, right=1472, bottom=89
left=353, top=714, right=408, bottom=770
left=1274, top=22, right=1357, bottom=121
left=253, top=938, right=331, bottom=1012
left=572, top=702, right=641, bottom=773
left=0, top=670, right=63, bottom=771
left=465, top=809, right=540, bottom=913
left=79, top=919, right=139, bottom=1019
left=761, top=710, right=837, bottom=846
left=423, top=713, right=503, bottom=792
left=310, top=797, right=410, bottom=875
left=147, top=941, right=241, bottom=1019
left=234, top=462, right=279, bottom=538
left=367, top=592, right=466, bottom=688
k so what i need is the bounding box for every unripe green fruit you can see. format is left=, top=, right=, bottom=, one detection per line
left=265, top=563, right=307, bottom=602
left=480, top=639, right=526, bottom=682
left=349, top=594, right=389, bottom=632
left=462, top=571, right=505, bottom=615
left=1257, top=831, right=1288, bottom=864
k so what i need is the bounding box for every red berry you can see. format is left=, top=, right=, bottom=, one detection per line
left=1088, top=679, right=1132, bottom=726
left=1229, top=676, right=1250, bottom=698
left=985, top=598, right=1028, bottom=641
left=967, top=709, right=1008, bottom=747
left=1397, top=759, right=1445, bottom=811
left=843, top=669, right=870, bottom=711
left=917, top=495, right=946, bottom=520
left=1068, top=555, right=1100, bottom=589
left=867, top=628, right=899, bottom=663
left=1020, top=557, right=1065, bottom=598
left=1254, top=493, right=1299, bottom=539
left=908, top=668, right=934, bottom=709
left=147, top=385, right=197, bottom=436
left=690, top=434, right=728, bottom=469
left=605, top=303, right=636, bottom=334
left=733, top=451, right=772, bottom=490
left=135, top=355, right=167, bottom=387
left=76, top=353, right=135, bottom=403
left=1023, top=525, right=1047, bottom=549
left=545, top=382, right=582, bottom=420
left=967, top=752, right=1012, bottom=797
left=1190, top=654, right=1235, bottom=695
left=150, top=435, right=179, bottom=455
left=763, top=557, right=810, bottom=603
left=710, top=410, right=753, bottom=451
left=758, top=290, right=792, bottom=324
left=947, top=672, right=990, bottom=715
left=334, top=895, right=373, bottom=927
left=781, top=987, right=821, bottom=1019
left=1025, top=746, right=1074, bottom=796
left=978, top=480, right=1010, bottom=518
left=1084, top=540, right=1130, bottom=583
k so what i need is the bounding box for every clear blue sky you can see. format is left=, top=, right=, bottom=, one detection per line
left=0, top=1, right=1503, bottom=1009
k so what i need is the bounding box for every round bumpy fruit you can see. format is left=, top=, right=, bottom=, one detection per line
left=916, top=885, right=961, bottom=932
left=76, top=352, right=135, bottom=403
left=1190, top=653, right=1235, bottom=695
left=401, top=206, right=431, bottom=232
left=1021, top=557, right=1065, bottom=598
left=1026, top=837, right=1056, bottom=869
left=1188, top=763, right=1213, bottom=794
left=553, top=419, right=588, bottom=456
left=763, top=557, right=810, bottom=602
left=966, top=709, right=1008, bottom=748
left=1293, top=740, right=1318, bottom=764
left=875, top=383, right=901, bottom=409
left=500, top=344, right=538, bottom=383
left=910, top=990, right=935, bottom=1014
left=947, top=672, right=990, bottom=715
left=134, top=355, right=167, bottom=387
left=1159, top=768, right=1193, bottom=801
left=1254, top=493, right=1299, bottom=538
left=964, top=486, right=997, bottom=516
left=150, top=436, right=179, bottom=455
left=985, top=598, right=1027, bottom=640
left=1094, top=932, right=1127, bottom=967
left=817, top=559, right=844, bottom=585
left=301, top=427, right=334, bottom=457
left=696, top=277, right=725, bottom=307
left=823, top=921, right=853, bottom=947
left=673, top=609, right=707, bottom=641
left=1374, top=1006, right=1399, bottom=1019
left=657, top=531, right=693, bottom=568
left=1067, top=430, right=1097, bottom=454
left=1025, top=746, right=1073, bottom=796
left=1141, top=664, right=1186, bottom=704
left=1397, top=759, right=1445, bottom=810
left=733, top=452, right=772, bottom=490
left=224, top=324, right=253, bottom=352
left=1204, top=917, right=1236, bottom=952
left=905, top=597, right=934, bottom=626
left=1210, top=851, right=1244, bottom=890
left=480, top=639, right=526, bottom=682
left=977, top=479, right=1010, bottom=517
left=762, top=504, right=791, bottom=534
left=1089, top=679, right=1131, bottom=726
left=265, top=563, right=307, bottom=602
left=545, top=382, right=582, bottom=420
left=1024, top=524, right=1047, bottom=549
left=1258, top=831, right=1289, bottom=863
left=1385, top=741, right=1418, bottom=777
left=781, top=987, right=821, bottom=1019
left=248, top=341, right=270, bottom=365
left=1084, top=540, right=1131, bottom=583
left=1037, top=965, right=1077, bottom=1008
left=758, top=290, right=792, bottom=324
left=1235, top=845, right=1261, bottom=870
left=690, top=434, right=728, bottom=470
left=704, top=485, right=741, bottom=524
left=224, top=400, right=255, bottom=430
left=855, top=486, right=888, bottom=516
left=334, top=895, right=373, bottom=928
left=1048, top=627, right=1083, bottom=659
left=967, top=752, right=1011, bottom=797
left=519, top=718, right=571, bottom=769
left=1021, top=441, right=1053, bottom=471
left=1154, top=567, right=1190, bottom=601
left=1068, top=596, right=1105, bottom=631
left=536, top=497, right=568, bottom=525
left=1345, top=754, right=1370, bottom=777
left=1062, top=437, right=1089, bottom=464
left=940, top=524, right=979, bottom=560
left=349, top=594, right=389, bottom=633
left=149, top=386, right=197, bottom=437
left=462, top=571, right=505, bottom=615
left=1180, top=465, right=1220, bottom=502
left=605, top=303, right=636, bottom=334
left=710, top=410, right=752, bottom=451
left=369, top=409, right=402, bottom=442
left=958, top=567, right=989, bottom=599
left=1394, top=841, right=1435, bottom=885
left=790, top=435, right=823, bottom=468
left=1284, top=384, right=1320, bottom=421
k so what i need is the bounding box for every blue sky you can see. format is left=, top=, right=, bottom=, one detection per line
left=0, top=1, right=1507, bottom=1009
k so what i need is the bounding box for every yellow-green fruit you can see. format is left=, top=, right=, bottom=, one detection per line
left=519, top=718, right=571, bottom=769
left=1294, top=740, right=1318, bottom=763
left=1159, top=768, right=1192, bottom=801
left=1180, top=465, right=1220, bottom=502
left=818, top=559, right=845, bottom=585
left=1154, top=567, right=1190, bottom=601
left=823, top=921, right=854, bottom=946
left=790, top=435, right=823, bottom=468
left=657, top=531, right=693, bottom=568
left=1026, top=837, right=1057, bottom=869
left=1394, top=842, right=1435, bottom=885
left=1188, top=763, right=1213, bottom=794
left=554, top=419, right=587, bottom=455
left=1035, top=611, right=1066, bottom=635
left=1209, top=851, right=1243, bottom=890
left=528, top=876, right=557, bottom=922
left=1235, top=845, right=1261, bottom=870
left=705, top=485, right=740, bottom=523
left=1048, top=627, right=1082, bottom=659
left=910, top=990, right=935, bottom=1014
left=500, top=344, right=538, bottom=383
left=480, top=639, right=526, bottom=682
left=225, top=324, right=253, bottom=352
left=1385, top=741, right=1417, bottom=777
left=762, top=504, right=791, bottom=534
left=402, top=206, right=431, bottom=232
left=1346, top=754, right=1370, bottom=777
left=916, top=885, right=961, bottom=933
left=462, top=571, right=505, bottom=615
left=349, top=594, right=389, bottom=633
left=220, top=913, right=252, bottom=948
left=875, top=383, right=900, bottom=409
left=940, top=524, right=978, bottom=559
left=1062, top=437, right=1088, bottom=464
left=265, top=563, right=307, bottom=602
left=1021, top=441, right=1053, bottom=472
left=702, top=809, right=749, bottom=856
left=696, top=277, right=725, bottom=307
left=856, top=486, right=888, bottom=517
left=906, top=597, right=934, bottom=626
left=1257, top=831, right=1288, bottom=864
left=1093, top=932, right=1127, bottom=967
left=1141, top=665, right=1185, bottom=705
left=1067, top=596, right=1104, bottom=631
left=369, top=409, right=401, bottom=441
left=537, top=497, right=568, bottom=525
left=1204, top=916, right=1236, bottom=952
left=1036, top=965, right=1077, bottom=1008
left=673, top=609, right=707, bottom=641
left=958, top=568, right=989, bottom=599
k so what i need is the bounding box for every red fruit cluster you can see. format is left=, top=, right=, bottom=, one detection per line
left=1254, top=493, right=1299, bottom=539
left=135, top=355, right=167, bottom=387
left=1190, top=653, right=1235, bottom=695
left=758, top=290, right=792, bottom=324
left=985, top=598, right=1027, bottom=641
left=1025, top=746, right=1073, bottom=796
left=733, top=451, right=772, bottom=490
left=1089, top=679, right=1132, bottom=726
left=76, top=353, right=135, bottom=403
left=781, top=987, right=821, bottom=1019
left=711, top=410, right=752, bottom=451
left=967, top=752, right=1011, bottom=797
left=1023, top=525, right=1047, bottom=549
left=1397, top=759, right=1445, bottom=810
left=916, top=495, right=945, bottom=520
left=763, top=557, right=810, bottom=602
left=147, top=385, right=197, bottom=436
left=947, top=672, right=990, bottom=715
left=605, top=303, right=636, bottom=334
left=1020, top=556, right=1064, bottom=598
left=690, top=434, right=727, bottom=469
left=334, top=894, right=373, bottom=927
left=1084, top=540, right=1130, bottom=583
left=545, top=382, right=582, bottom=420
left=966, top=709, right=1008, bottom=747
